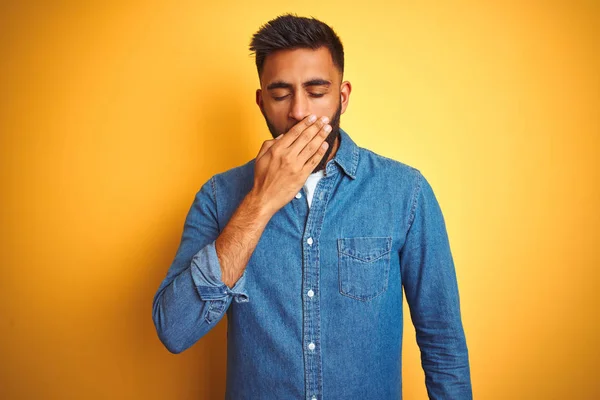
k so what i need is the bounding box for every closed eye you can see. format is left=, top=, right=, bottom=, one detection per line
left=272, top=93, right=326, bottom=101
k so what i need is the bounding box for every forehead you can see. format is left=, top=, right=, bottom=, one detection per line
left=260, top=46, right=339, bottom=87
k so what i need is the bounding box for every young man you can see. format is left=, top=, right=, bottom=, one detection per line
left=153, top=14, right=472, bottom=399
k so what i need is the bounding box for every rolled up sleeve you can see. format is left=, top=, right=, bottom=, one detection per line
left=191, top=239, right=249, bottom=304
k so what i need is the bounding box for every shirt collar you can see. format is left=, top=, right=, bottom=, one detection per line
left=325, top=127, right=359, bottom=180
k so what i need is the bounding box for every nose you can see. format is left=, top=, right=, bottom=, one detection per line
left=288, top=92, right=310, bottom=122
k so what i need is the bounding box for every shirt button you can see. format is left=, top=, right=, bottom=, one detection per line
left=307, top=237, right=313, bottom=245
left=295, top=192, right=302, bottom=199
left=308, top=342, right=316, bottom=351
left=307, top=289, right=315, bottom=298
left=311, top=397, right=317, bottom=400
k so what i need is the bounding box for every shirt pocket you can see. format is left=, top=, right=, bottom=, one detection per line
left=337, top=236, right=392, bottom=301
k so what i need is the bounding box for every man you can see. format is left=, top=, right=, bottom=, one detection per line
left=152, top=14, right=472, bottom=399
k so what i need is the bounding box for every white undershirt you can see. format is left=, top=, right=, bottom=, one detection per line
left=302, top=169, right=325, bottom=208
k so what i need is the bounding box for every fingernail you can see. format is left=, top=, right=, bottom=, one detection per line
left=308, top=115, right=317, bottom=123
left=276, top=134, right=283, bottom=139
left=321, top=116, right=329, bottom=124
left=324, top=125, right=332, bottom=133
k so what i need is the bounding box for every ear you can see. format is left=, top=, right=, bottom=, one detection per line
left=256, top=89, right=264, bottom=114
left=340, top=81, right=352, bottom=115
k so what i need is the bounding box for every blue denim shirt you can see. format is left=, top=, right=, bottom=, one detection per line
left=152, top=128, right=472, bottom=399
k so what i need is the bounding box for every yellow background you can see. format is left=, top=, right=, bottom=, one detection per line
left=1, top=1, right=598, bottom=399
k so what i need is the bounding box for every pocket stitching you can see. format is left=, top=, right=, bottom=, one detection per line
left=338, top=249, right=391, bottom=263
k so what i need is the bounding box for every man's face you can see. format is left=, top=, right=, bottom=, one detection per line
left=256, top=46, right=350, bottom=173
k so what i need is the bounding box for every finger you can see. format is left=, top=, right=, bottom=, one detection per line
left=302, top=140, right=329, bottom=174
left=276, top=114, right=317, bottom=148
left=297, top=122, right=331, bottom=165
left=288, top=116, right=329, bottom=156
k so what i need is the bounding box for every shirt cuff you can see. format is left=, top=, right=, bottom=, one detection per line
left=190, top=240, right=249, bottom=303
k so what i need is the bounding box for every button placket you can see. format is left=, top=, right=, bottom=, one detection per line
left=303, top=231, right=320, bottom=399
left=301, top=173, right=335, bottom=400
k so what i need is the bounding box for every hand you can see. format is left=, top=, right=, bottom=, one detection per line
left=251, top=114, right=332, bottom=215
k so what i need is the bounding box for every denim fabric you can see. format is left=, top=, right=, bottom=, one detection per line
left=152, top=128, right=472, bottom=399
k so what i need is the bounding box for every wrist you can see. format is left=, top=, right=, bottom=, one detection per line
left=244, top=189, right=275, bottom=222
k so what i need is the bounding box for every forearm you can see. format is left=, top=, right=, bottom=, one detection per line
left=215, top=189, right=274, bottom=288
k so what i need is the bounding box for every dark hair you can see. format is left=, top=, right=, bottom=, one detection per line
left=249, top=14, right=344, bottom=78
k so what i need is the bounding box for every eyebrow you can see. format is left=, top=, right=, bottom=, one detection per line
left=266, top=79, right=332, bottom=90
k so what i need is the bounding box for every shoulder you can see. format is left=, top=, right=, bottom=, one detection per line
left=356, top=146, right=423, bottom=185
left=212, top=158, right=256, bottom=184
left=202, top=159, right=256, bottom=206
left=192, top=158, right=256, bottom=199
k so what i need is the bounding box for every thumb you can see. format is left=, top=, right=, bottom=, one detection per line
left=256, top=138, right=276, bottom=159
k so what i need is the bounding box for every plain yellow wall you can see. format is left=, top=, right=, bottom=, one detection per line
left=1, top=1, right=598, bottom=399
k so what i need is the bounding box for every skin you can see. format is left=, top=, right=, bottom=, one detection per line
left=215, top=46, right=352, bottom=287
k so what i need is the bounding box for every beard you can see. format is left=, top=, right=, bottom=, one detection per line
left=263, top=102, right=342, bottom=174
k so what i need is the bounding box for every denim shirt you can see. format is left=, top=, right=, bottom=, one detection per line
left=152, top=128, right=472, bottom=399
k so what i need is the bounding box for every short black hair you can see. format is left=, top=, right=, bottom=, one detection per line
left=249, top=14, right=344, bottom=78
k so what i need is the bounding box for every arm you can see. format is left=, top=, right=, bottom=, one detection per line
left=152, top=114, right=332, bottom=354
left=152, top=179, right=269, bottom=354
left=400, top=171, right=473, bottom=399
